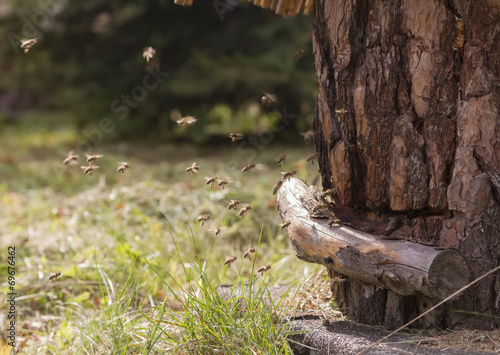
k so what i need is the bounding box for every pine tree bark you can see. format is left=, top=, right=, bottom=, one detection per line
left=312, top=0, right=500, bottom=329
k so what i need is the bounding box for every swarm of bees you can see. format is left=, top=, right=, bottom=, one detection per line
left=229, top=133, right=244, bottom=142
left=63, top=151, right=132, bottom=177
left=48, top=272, right=62, bottom=283
left=185, top=162, right=200, bottom=175
left=143, top=46, right=156, bottom=63
left=20, top=38, right=37, bottom=53
left=177, top=116, right=197, bottom=128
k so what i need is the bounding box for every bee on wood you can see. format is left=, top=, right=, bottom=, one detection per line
left=312, top=204, right=329, bottom=213
left=143, top=46, right=155, bottom=63
left=205, top=175, right=218, bottom=188
left=224, top=256, right=237, bottom=267
left=86, top=154, right=103, bottom=164
left=176, top=116, right=197, bottom=128
left=227, top=199, right=241, bottom=210
left=307, top=153, right=317, bottom=164
left=238, top=205, right=252, bottom=217
left=261, top=92, right=278, bottom=107
left=300, top=130, right=314, bottom=144
left=229, top=133, right=244, bottom=142
left=280, top=221, right=291, bottom=230
left=328, top=218, right=341, bottom=227
left=20, top=38, right=37, bottom=53
left=197, top=214, right=210, bottom=226
left=294, top=49, right=304, bottom=61
left=63, top=152, right=79, bottom=166
left=81, top=165, right=99, bottom=175
left=217, top=178, right=232, bottom=189
left=281, top=170, right=297, bottom=181
left=243, top=248, right=256, bottom=261
left=185, top=162, right=200, bottom=175
left=272, top=181, right=283, bottom=195
left=454, top=18, right=464, bottom=53
left=49, top=272, right=62, bottom=283
left=242, top=163, right=255, bottom=173
left=257, top=265, right=271, bottom=276
left=321, top=188, right=335, bottom=199
left=117, top=162, right=130, bottom=174
left=277, top=155, right=286, bottom=167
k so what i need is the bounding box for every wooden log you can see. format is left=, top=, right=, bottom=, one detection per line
left=277, top=178, right=472, bottom=299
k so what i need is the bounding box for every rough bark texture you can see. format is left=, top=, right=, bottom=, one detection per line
left=312, top=0, right=500, bottom=329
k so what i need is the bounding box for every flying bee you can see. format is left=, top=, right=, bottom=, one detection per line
left=185, top=162, right=200, bottom=175
left=277, top=155, right=286, bottom=167
left=257, top=265, right=271, bottom=276
left=49, top=272, right=62, bottom=283
left=197, top=214, right=210, bottom=226
left=117, top=162, right=130, bottom=174
left=213, top=227, right=221, bottom=237
left=20, top=38, right=37, bottom=53
left=307, top=153, right=317, bottom=164
left=227, top=199, right=241, bottom=210
left=142, top=46, right=155, bottom=63
left=293, top=49, right=304, bottom=61
left=81, top=165, right=99, bottom=175
left=281, top=170, right=297, bottom=180
left=217, top=178, right=232, bottom=189
left=335, top=108, right=348, bottom=115
left=238, top=205, right=252, bottom=217
left=229, top=133, right=244, bottom=142
left=242, top=163, right=255, bottom=173
left=261, top=92, right=278, bottom=107
left=205, top=175, right=218, bottom=188
left=63, top=152, right=79, bottom=166
left=272, top=180, right=283, bottom=195
left=280, top=221, right=291, bottom=230
left=176, top=116, right=197, bottom=128
left=243, top=248, right=256, bottom=261
left=86, top=154, right=103, bottom=163
left=224, top=256, right=237, bottom=267
left=300, top=130, right=314, bottom=144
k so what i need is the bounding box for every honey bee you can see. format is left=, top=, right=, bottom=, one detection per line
left=213, top=227, right=221, bottom=237
left=205, top=175, right=218, bottom=188
left=328, top=218, right=341, bottom=227
left=197, top=214, right=210, bottom=226
left=224, top=256, right=237, bottom=267
left=81, top=165, right=99, bottom=175
left=321, top=188, right=335, bottom=199
left=238, top=205, right=252, bottom=217
left=20, top=38, right=37, bottom=53
left=261, top=92, right=278, bottom=107
left=242, top=163, right=255, bottom=173
left=335, top=108, right=348, bottom=115
left=277, top=155, right=286, bottom=167
left=300, top=130, right=314, bottom=144
left=176, top=116, right=197, bottom=128
left=227, top=199, right=241, bottom=210
left=294, top=49, right=304, bottom=61
left=272, top=180, right=283, bottom=195
left=229, top=133, right=244, bottom=142
left=117, top=162, right=130, bottom=174
left=86, top=154, right=103, bottom=164
left=217, top=178, right=231, bottom=189
left=307, top=153, right=317, bottom=164
left=312, top=204, right=329, bottom=212
left=257, top=265, right=271, bottom=276
left=185, top=162, right=200, bottom=175
left=243, top=248, right=256, bottom=261
left=280, top=221, right=291, bottom=230
left=281, top=170, right=297, bottom=180
left=48, top=272, right=62, bottom=283
left=63, top=152, right=79, bottom=166
left=143, top=46, right=156, bottom=63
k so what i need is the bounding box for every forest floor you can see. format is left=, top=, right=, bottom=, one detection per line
left=0, top=121, right=499, bottom=354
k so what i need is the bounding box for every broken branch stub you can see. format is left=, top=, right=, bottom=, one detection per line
left=277, top=178, right=472, bottom=299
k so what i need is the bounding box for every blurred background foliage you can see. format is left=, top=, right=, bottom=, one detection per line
left=0, top=0, right=316, bottom=144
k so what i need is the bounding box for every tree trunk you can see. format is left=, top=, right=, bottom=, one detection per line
left=312, top=0, right=500, bottom=329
